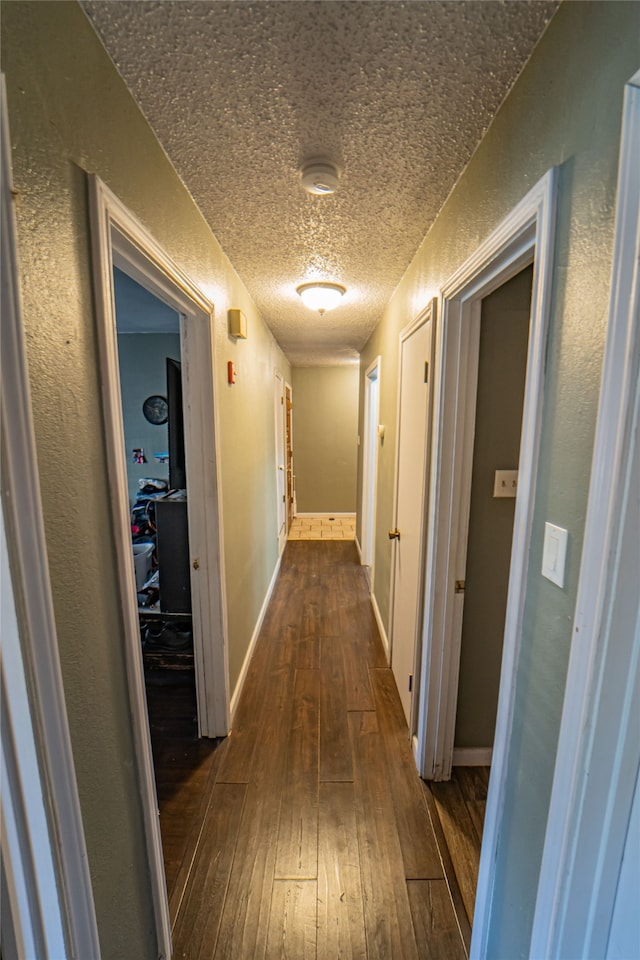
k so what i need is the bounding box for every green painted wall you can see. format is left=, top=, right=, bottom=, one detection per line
left=291, top=366, right=359, bottom=514
left=117, top=334, right=180, bottom=507
left=358, top=3, right=640, bottom=956
left=1, top=2, right=290, bottom=956
left=455, top=266, right=532, bottom=749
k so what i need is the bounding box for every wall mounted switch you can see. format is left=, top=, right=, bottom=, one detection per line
left=493, top=469, right=518, bottom=498
left=542, top=521, right=568, bottom=588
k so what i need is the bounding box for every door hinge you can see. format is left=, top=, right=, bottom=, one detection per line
left=424, top=361, right=429, bottom=384
left=455, top=579, right=465, bottom=593
left=409, top=674, right=413, bottom=693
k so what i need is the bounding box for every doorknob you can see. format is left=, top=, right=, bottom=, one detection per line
left=388, top=529, right=400, bottom=540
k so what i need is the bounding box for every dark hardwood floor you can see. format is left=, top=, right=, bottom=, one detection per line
left=428, top=768, right=489, bottom=928
left=147, top=540, right=485, bottom=959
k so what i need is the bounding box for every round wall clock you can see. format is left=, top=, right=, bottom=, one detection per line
left=142, top=395, right=168, bottom=425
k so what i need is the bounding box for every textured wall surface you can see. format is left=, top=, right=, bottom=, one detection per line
left=1, top=2, right=289, bottom=955
left=291, top=365, right=359, bottom=513
left=358, top=3, right=640, bottom=955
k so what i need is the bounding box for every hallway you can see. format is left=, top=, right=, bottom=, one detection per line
left=152, top=541, right=473, bottom=958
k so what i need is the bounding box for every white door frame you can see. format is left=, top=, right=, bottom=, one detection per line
left=418, top=170, right=557, bottom=786
left=89, top=176, right=230, bottom=956
left=390, top=301, right=437, bottom=738
left=275, top=371, right=287, bottom=554
left=284, top=381, right=295, bottom=522
left=1, top=80, right=100, bottom=959
left=530, top=70, right=640, bottom=960
left=360, top=356, right=381, bottom=580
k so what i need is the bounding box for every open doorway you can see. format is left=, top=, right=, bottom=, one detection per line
left=89, top=176, right=229, bottom=954
left=429, top=265, right=533, bottom=930
left=415, top=170, right=557, bottom=952
left=454, top=264, right=533, bottom=766
left=113, top=266, right=220, bottom=921
left=114, top=268, right=195, bottom=672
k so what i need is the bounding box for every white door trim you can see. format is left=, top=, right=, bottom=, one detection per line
left=275, top=371, right=287, bottom=554
left=1, top=79, right=100, bottom=959
left=89, top=176, right=230, bottom=958
left=390, top=300, right=437, bottom=734
left=285, top=381, right=295, bottom=521
left=418, top=170, right=557, bottom=784
left=361, top=355, right=381, bottom=581
left=413, top=170, right=557, bottom=953
left=530, top=71, right=640, bottom=960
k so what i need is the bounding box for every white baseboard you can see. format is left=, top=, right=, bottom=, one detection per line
left=295, top=512, right=356, bottom=518
left=354, top=534, right=362, bottom=561
left=371, top=591, right=389, bottom=662
left=278, top=526, right=287, bottom=556
left=452, top=747, right=493, bottom=766
left=230, top=554, right=282, bottom=722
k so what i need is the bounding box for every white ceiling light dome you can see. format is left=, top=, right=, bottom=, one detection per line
left=300, top=161, right=339, bottom=196
left=297, top=282, right=346, bottom=314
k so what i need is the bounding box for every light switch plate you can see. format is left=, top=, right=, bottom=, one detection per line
left=493, top=469, right=518, bottom=498
left=542, top=522, right=568, bottom=588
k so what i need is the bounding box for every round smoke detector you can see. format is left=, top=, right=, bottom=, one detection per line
left=300, top=161, right=339, bottom=196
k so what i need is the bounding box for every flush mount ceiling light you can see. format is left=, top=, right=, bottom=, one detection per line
left=296, top=282, right=346, bottom=315
left=300, top=161, right=339, bottom=196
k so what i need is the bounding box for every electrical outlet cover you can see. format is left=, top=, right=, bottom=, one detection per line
left=542, top=521, right=568, bottom=588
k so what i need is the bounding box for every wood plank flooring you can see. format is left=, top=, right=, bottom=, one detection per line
left=429, top=767, right=489, bottom=927
left=149, top=541, right=478, bottom=959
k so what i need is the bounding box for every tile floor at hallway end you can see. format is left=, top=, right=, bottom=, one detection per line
left=288, top=514, right=356, bottom=540
left=148, top=540, right=480, bottom=958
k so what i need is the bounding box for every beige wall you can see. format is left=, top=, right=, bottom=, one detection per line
left=1, top=2, right=289, bottom=956
left=358, top=3, right=640, bottom=955
left=454, top=266, right=532, bottom=749
left=291, top=365, right=359, bottom=514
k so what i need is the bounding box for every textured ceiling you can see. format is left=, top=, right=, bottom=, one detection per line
left=83, top=0, right=559, bottom=366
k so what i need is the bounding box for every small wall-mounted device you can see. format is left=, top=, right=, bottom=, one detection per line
left=377, top=424, right=385, bottom=439
left=227, top=360, right=237, bottom=384
left=541, top=521, right=568, bottom=588
left=228, top=308, right=247, bottom=339
left=493, top=469, right=518, bottom=498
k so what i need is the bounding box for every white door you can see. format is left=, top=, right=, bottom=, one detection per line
left=391, top=307, right=435, bottom=728
left=275, top=373, right=286, bottom=548
left=361, top=357, right=380, bottom=581
left=285, top=383, right=295, bottom=525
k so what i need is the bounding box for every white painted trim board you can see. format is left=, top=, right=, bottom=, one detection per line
left=88, top=175, right=232, bottom=959
left=354, top=534, right=363, bottom=561
left=294, top=512, right=356, bottom=518
left=371, top=591, right=390, bottom=663
left=230, top=554, right=283, bottom=722
left=531, top=71, right=640, bottom=960
left=0, top=78, right=100, bottom=959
